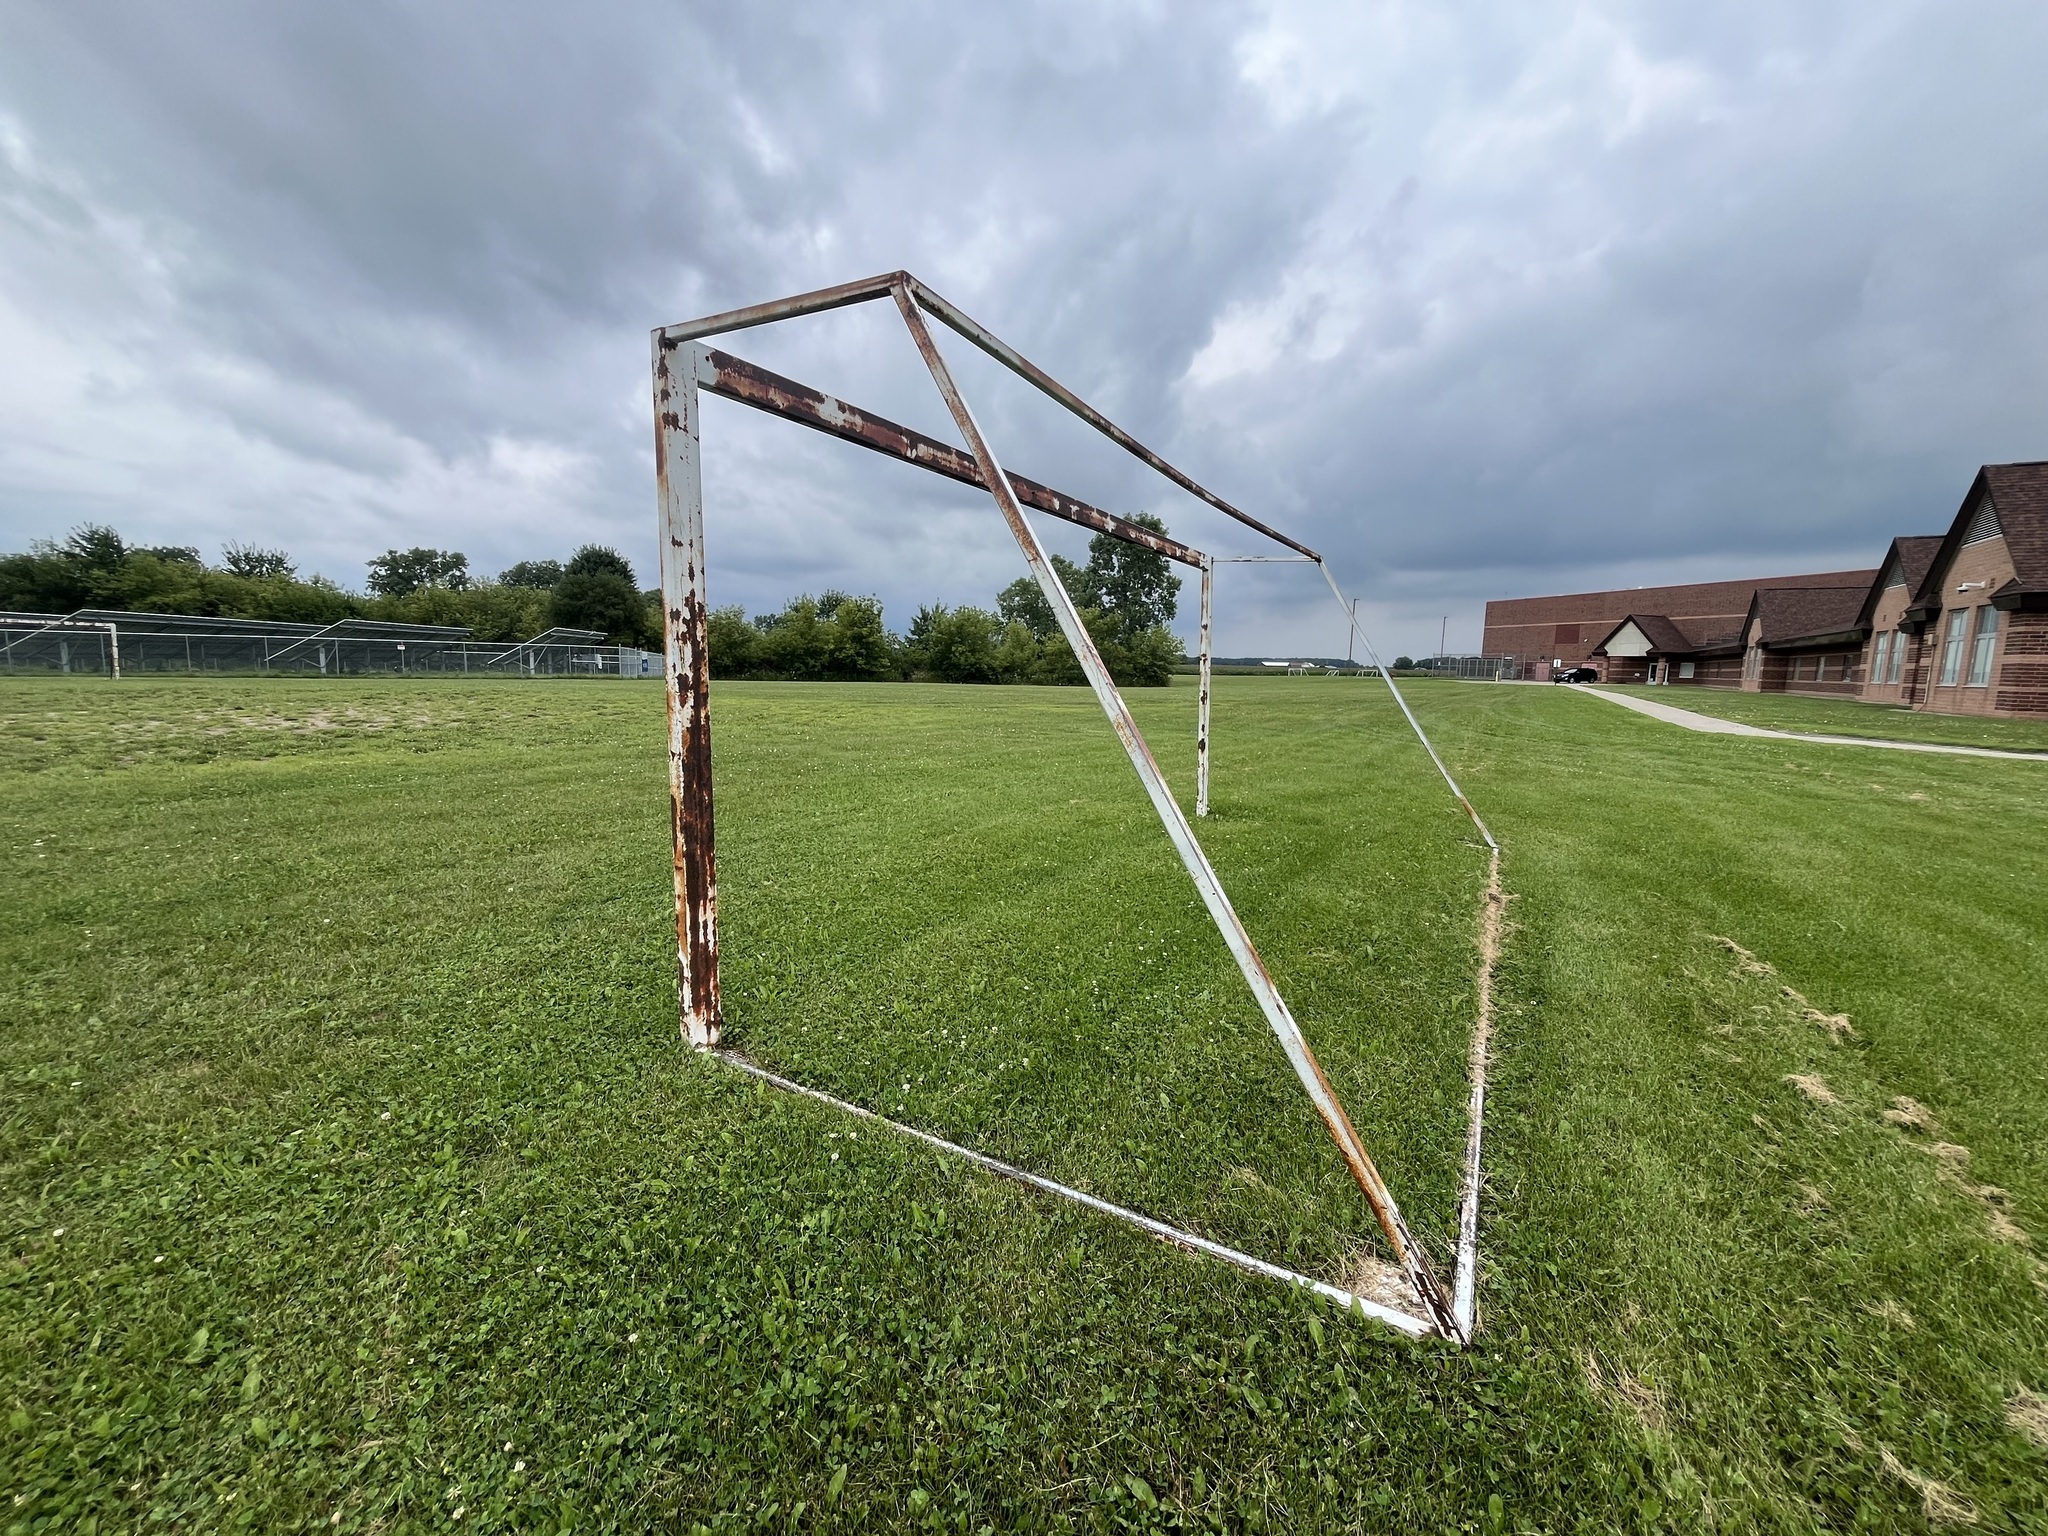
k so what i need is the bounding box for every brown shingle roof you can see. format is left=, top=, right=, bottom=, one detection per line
left=1986, top=461, right=2048, bottom=592
left=1588, top=613, right=1744, bottom=657
left=1745, top=586, right=1869, bottom=648
left=1855, top=535, right=1944, bottom=628
left=1911, top=462, right=2048, bottom=616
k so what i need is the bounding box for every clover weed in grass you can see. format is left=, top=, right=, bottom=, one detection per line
left=3, top=674, right=2046, bottom=1532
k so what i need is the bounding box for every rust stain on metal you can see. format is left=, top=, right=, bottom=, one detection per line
left=647, top=272, right=1502, bottom=1344
left=652, top=333, right=720, bottom=1047
left=888, top=280, right=1459, bottom=1339
left=698, top=349, right=1205, bottom=567
left=902, top=275, right=1322, bottom=561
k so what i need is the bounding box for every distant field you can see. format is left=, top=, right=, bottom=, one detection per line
left=1601, top=682, right=2048, bottom=752
left=4, top=675, right=2045, bottom=1531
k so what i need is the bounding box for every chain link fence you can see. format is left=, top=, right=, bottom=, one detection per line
left=2, top=611, right=659, bottom=680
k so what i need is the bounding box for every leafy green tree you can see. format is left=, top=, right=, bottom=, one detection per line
left=552, top=570, right=651, bottom=645
left=540, top=546, right=652, bottom=644
left=499, top=559, right=564, bottom=589
left=904, top=604, right=1006, bottom=683
left=221, top=543, right=294, bottom=579
left=748, top=592, right=896, bottom=680
left=1099, top=618, right=1183, bottom=686
left=66, top=525, right=128, bottom=574
left=707, top=605, right=759, bottom=677
left=367, top=547, right=469, bottom=597
left=989, top=521, right=1183, bottom=686
left=374, top=582, right=551, bottom=641
left=564, top=546, right=639, bottom=584
left=1083, top=513, right=1178, bottom=637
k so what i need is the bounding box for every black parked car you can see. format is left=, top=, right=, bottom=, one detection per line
left=1552, top=666, right=1599, bottom=683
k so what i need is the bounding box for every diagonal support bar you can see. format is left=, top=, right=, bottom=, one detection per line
left=903, top=276, right=1320, bottom=561
left=696, top=348, right=1205, bottom=567
left=889, top=282, right=1459, bottom=1339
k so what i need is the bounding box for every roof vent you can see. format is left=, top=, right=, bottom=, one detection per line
left=1961, top=491, right=2002, bottom=545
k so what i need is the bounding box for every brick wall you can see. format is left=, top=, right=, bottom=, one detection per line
left=1996, top=611, right=2048, bottom=716
left=1482, top=568, right=1875, bottom=677
left=1916, top=537, right=2019, bottom=718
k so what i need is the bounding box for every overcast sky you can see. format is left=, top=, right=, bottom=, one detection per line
left=3, top=2, right=2045, bottom=658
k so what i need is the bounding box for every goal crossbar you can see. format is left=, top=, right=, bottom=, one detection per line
left=653, top=271, right=1496, bottom=1342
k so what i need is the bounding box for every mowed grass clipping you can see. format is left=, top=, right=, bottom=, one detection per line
left=3, top=674, right=2046, bottom=1533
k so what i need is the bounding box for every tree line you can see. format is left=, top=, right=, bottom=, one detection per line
left=708, top=516, right=1184, bottom=687
left=0, top=527, right=660, bottom=645
left=1, top=514, right=1187, bottom=685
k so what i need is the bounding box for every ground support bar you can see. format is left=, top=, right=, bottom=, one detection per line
left=709, top=1049, right=1436, bottom=1339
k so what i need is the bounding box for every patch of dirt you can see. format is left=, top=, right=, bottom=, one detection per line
left=1802, top=1007, right=1856, bottom=1042
left=1710, top=936, right=1776, bottom=979
left=1795, top=1181, right=1830, bottom=1218
left=1773, top=982, right=1856, bottom=1042
left=1336, top=1252, right=1423, bottom=1317
left=1583, top=1349, right=1665, bottom=1434
left=1920, top=1142, right=1972, bottom=1173
left=1977, top=1189, right=2030, bottom=1248
left=2007, top=1387, right=2048, bottom=1451
left=1878, top=1445, right=1977, bottom=1526
left=1883, top=1101, right=2032, bottom=1248
left=1786, top=1073, right=1839, bottom=1107
left=1863, top=1298, right=1915, bottom=1330
left=1884, top=1097, right=1941, bottom=1134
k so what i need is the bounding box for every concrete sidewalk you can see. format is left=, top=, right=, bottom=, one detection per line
left=1566, top=686, right=2048, bottom=761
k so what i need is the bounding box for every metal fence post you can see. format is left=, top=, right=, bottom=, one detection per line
left=653, top=336, right=721, bottom=1047
left=1197, top=555, right=1212, bottom=817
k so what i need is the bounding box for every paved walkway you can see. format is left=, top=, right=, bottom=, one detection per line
left=1566, top=686, right=2048, bottom=761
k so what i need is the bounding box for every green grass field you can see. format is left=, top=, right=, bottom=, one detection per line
left=4, top=675, right=2046, bottom=1532
left=1600, top=683, right=2048, bottom=754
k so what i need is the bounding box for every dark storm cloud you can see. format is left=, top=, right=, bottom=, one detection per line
left=2, top=1, right=2045, bottom=656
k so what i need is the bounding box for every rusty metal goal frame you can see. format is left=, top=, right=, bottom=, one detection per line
left=652, top=271, right=1498, bottom=1343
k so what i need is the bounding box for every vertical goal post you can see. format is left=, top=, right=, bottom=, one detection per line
left=652, top=271, right=1500, bottom=1343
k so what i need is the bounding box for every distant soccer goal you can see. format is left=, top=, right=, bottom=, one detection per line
left=650, top=272, right=1501, bottom=1343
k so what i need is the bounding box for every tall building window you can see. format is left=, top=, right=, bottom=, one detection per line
left=1939, top=608, right=1968, bottom=686
left=1967, top=606, right=2000, bottom=687
left=1887, top=630, right=1907, bottom=684
left=1873, top=631, right=1891, bottom=684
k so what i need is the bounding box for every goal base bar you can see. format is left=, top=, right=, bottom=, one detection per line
left=706, top=1048, right=1441, bottom=1341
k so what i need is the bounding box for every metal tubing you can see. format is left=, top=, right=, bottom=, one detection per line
left=1452, top=845, right=1504, bottom=1337
left=890, top=283, right=1458, bottom=1338
left=902, top=278, right=1320, bottom=560
left=1197, top=556, right=1213, bottom=818
left=696, top=348, right=1205, bottom=567
left=711, top=1050, right=1433, bottom=1337
left=1317, top=563, right=1498, bottom=854
left=652, top=337, right=722, bottom=1047
left=655, top=271, right=903, bottom=347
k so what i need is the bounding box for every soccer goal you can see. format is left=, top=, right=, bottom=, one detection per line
left=651, top=272, right=1500, bottom=1343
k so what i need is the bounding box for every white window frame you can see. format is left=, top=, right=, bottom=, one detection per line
left=1967, top=606, right=1999, bottom=687
left=1939, top=608, right=1968, bottom=686
left=1872, top=631, right=1891, bottom=685
left=1888, top=630, right=1906, bottom=684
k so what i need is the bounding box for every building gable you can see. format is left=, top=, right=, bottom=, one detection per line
left=1601, top=620, right=1654, bottom=657
left=1913, top=463, right=2048, bottom=619
left=1961, top=490, right=2002, bottom=546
